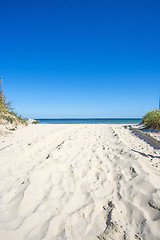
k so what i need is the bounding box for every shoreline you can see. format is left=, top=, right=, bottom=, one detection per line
left=0, top=124, right=160, bottom=239
left=36, top=118, right=141, bottom=125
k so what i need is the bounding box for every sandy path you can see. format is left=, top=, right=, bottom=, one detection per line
left=0, top=124, right=160, bottom=240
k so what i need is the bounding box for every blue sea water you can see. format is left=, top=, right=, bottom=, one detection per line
left=36, top=118, right=141, bottom=125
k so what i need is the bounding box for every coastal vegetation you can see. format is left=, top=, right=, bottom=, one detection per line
left=32, top=120, right=40, bottom=124
left=0, top=96, right=28, bottom=125
left=141, top=110, right=160, bottom=129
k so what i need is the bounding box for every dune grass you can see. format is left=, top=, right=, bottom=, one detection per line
left=0, top=98, right=7, bottom=113
left=0, top=96, right=28, bottom=125
left=141, top=110, right=160, bottom=129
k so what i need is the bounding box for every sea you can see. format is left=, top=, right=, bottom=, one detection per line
left=36, top=118, right=141, bottom=125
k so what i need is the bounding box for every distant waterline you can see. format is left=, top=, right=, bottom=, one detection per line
left=36, top=118, right=141, bottom=124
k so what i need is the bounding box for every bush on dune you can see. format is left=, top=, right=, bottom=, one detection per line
left=141, top=110, right=160, bottom=129
left=32, top=120, right=39, bottom=124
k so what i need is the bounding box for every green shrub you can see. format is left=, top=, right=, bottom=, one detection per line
left=141, top=110, right=160, bottom=129
left=32, top=120, right=40, bottom=124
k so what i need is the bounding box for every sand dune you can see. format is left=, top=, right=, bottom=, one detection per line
left=0, top=124, right=160, bottom=240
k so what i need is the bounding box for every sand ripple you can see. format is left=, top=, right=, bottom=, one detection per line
left=0, top=124, right=160, bottom=239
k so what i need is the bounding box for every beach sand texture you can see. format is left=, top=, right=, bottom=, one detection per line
left=0, top=124, right=160, bottom=240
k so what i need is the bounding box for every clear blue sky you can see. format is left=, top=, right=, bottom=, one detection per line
left=0, top=0, right=160, bottom=118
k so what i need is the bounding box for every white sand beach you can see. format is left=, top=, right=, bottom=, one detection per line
left=0, top=124, right=160, bottom=240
